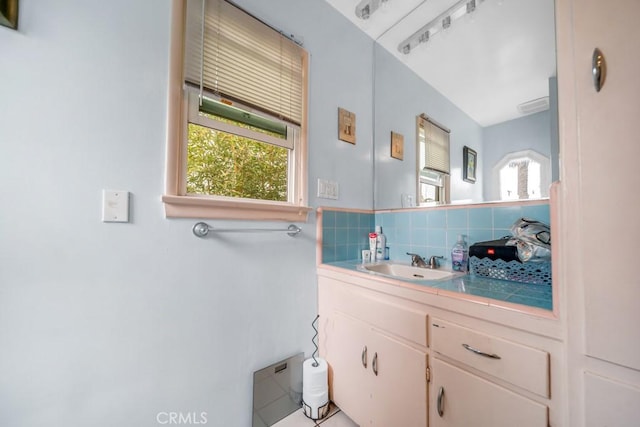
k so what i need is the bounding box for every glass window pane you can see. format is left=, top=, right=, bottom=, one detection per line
left=187, top=123, right=289, bottom=201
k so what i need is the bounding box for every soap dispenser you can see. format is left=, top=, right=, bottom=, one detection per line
left=451, top=235, right=469, bottom=272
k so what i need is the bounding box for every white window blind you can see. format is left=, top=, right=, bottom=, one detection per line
left=184, top=0, right=305, bottom=125
left=419, top=115, right=450, bottom=174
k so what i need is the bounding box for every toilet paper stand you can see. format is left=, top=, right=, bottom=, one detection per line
left=302, top=399, right=330, bottom=421
left=302, top=315, right=330, bottom=421
left=302, top=356, right=329, bottom=421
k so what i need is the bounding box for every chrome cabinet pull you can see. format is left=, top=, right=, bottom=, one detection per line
left=361, top=346, right=367, bottom=368
left=592, top=48, right=606, bottom=92
left=437, top=386, right=445, bottom=417
left=372, top=352, right=378, bottom=376
left=462, top=343, right=501, bottom=359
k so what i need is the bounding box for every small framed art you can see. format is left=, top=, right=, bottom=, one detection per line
left=463, top=146, right=477, bottom=183
left=338, top=107, right=356, bottom=144
left=0, top=0, right=18, bottom=30
left=391, top=131, right=404, bottom=160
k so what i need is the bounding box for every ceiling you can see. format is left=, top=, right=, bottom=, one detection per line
left=324, top=0, right=556, bottom=127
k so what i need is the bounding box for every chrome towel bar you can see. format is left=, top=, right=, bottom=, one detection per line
left=192, top=222, right=301, bottom=238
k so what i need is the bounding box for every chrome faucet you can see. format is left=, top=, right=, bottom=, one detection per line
left=427, top=255, right=444, bottom=269
left=407, top=252, right=428, bottom=268
left=407, top=253, right=443, bottom=269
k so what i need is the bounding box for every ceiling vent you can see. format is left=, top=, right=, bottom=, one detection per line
left=517, top=97, right=550, bottom=115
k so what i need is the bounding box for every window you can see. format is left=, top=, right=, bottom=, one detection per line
left=417, top=115, right=451, bottom=205
left=163, top=0, right=310, bottom=221
left=492, top=150, right=551, bottom=201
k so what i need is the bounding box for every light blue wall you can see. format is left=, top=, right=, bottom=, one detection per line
left=373, top=45, right=484, bottom=209
left=0, top=1, right=374, bottom=426
left=481, top=110, right=552, bottom=200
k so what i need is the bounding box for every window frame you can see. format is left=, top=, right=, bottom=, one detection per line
left=416, top=115, right=451, bottom=206
left=163, top=0, right=310, bottom=222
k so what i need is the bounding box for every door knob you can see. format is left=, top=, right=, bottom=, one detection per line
left=592, top=48, right=606, bottom=92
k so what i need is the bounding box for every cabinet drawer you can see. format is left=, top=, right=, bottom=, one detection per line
left=430, top=318, right=549, bottom=397
left=333, top=285, right=428, bottom=347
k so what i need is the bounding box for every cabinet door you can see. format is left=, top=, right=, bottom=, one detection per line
left=430, top=358, right=547, bottom=427
left=584, top=371, right=640, bottom=427
left=369, top=330, right=428, bottom=427
left=573, top=0, right=640, bottom=371
left=323, top=312, right=371, bottom=426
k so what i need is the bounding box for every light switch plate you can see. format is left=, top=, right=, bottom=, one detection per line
left=102, top=190, right=130, bottom=222
left=317, top=179, right=339, bottom=200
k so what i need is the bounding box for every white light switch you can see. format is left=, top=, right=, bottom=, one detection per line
left=102, top=190, right=130, bottom=223
left=317, top=179, right=339, bottom=200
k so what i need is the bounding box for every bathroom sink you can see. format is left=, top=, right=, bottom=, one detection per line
left=359, top=262, right=457, bottom=281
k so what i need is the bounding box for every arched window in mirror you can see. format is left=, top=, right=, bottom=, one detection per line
left=493, top=150, right=551, bottom=201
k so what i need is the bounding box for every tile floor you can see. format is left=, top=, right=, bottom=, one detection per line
left=272, top=405, right=358, bottom=427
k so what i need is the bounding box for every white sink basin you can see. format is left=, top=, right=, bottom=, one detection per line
left=359, top=262, right=457, bottom=281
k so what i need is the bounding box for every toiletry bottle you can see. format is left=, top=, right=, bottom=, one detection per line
left=369, top=232, right=378, bottom=262
left=375, top=226, right=386, bottom=261
left=451, top=235, right=469, bottom=272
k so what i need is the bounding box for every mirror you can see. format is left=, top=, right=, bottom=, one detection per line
left=368, top=0, right=558, bottom=208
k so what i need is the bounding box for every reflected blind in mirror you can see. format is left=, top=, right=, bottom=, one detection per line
left=184, top=0, right=305, bottom=125
left=419, top=115, right=450, bottom=174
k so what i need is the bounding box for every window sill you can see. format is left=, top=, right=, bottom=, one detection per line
left=162, top=195, right=312, bottom=222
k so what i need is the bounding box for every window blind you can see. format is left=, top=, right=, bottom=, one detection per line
left=184, top=0, right=305, bottom=125
left=419, top=115, right=450, bottom=174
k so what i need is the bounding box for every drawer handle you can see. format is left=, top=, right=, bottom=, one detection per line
left=462, top=343, right=501, bottom=360
left=372, top=352, right=378, bottom=376
left=361, top=346, right=367, bottom=368
left=437, top=386, right=445, bottom=417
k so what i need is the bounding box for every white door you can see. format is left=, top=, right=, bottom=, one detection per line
left=559, top=0, right=640, bottom=425
left=572, top=0, right=640, bottom=372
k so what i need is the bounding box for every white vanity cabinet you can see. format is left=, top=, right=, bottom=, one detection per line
left=318, top=270, right=562, bottom=426
left=326, top=312, right=428, bottom=427
left=429, top=319, right=549, bottom=427
left=319, top=275, right=429, bottom=427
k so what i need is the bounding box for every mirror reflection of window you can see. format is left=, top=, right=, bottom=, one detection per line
left=417, top=115, right=451, bottom=205
left=420, top=168, right=448, bottom=203
left=494, top=150, right=550, bottom=201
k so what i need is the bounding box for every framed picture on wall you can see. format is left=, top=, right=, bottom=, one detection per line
left=463, top=146, right=477, bottom=183
left=0, top=0, right=18, bottom=30
left=390, top=131, right=404, bottom=160
left=338, top=107, right=356, bottom=144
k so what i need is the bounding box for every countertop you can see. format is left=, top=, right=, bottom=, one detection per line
left=322, top=260, right=553, bottom=311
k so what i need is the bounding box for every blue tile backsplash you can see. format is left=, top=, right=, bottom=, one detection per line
left=320, top=210, right=375, bottom=263
left=321, top=202, right=550, bottom=267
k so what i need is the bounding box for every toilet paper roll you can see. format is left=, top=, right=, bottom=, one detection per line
left=303, top=357, right=328, bottom=395
left=303, top=358, right=329, bottom=421
left=303, top=390, right=328, bottom=407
